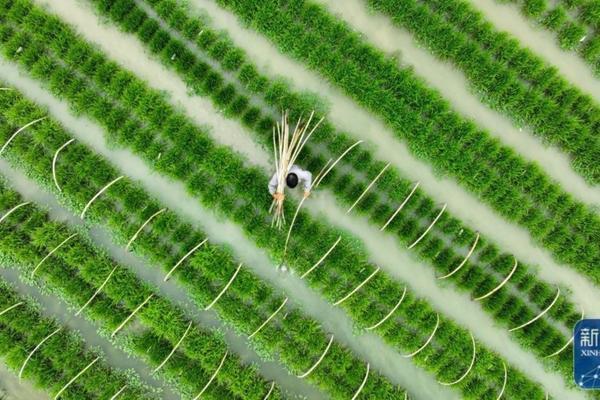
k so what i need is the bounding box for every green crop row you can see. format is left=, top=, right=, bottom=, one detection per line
left=88, top=0, right=581, bottom=347
left=419, top=0, right=600, bottom=132
left=0, top=181, right=281, bottom=400
left=209, top=0, right=600, bottom=282
left=367, top=0, right=600, bottom=175
left=0, top=4, right=561, bottom=398
left=500, top=0, right=600, bottom=72
left=0, top=93, right=408, bottom=399
left=0, top=277, right=152, bottom=400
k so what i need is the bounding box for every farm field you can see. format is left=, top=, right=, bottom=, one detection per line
left=0, top=0, right=598, bottom=399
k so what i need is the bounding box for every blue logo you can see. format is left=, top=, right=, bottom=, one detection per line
left=575, top=319, right=600, bottom=389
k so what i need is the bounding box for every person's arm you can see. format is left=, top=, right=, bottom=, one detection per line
left=268, top=172, right=279, bottom=195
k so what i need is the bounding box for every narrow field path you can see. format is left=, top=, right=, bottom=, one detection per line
left=315, top=0, right=600, bottom=206
left=0, top=63, right=453, bottom=400
left=38, top=0, right=600, bottom=315
left=0, top=161, right=323, bottom=400
left=466, top=0, right=600, bottom=100
left=0, top=267, right=172, bottom=398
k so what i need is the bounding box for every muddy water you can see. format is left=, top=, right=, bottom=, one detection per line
left=466, top=0, right=600, bottom=100
left=0, top=362, right=48, bottom=400
left=0, top=162, right=319, bottom=399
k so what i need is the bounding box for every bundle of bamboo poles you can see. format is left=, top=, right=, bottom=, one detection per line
left=270, top=110, right=323, bottom=229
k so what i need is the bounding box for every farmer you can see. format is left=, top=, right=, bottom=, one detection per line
left=268, top=165, right=312, bottom=201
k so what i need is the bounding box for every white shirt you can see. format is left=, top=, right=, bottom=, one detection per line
left=269, top=165, right=312, bottom=195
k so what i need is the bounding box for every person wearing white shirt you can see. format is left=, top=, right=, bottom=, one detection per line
left=268, top=165, right=312, bottom=201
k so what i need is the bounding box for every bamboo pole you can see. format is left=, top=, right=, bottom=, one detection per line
left=333, top=267, right=380, bottom=306
left=109, top=385, right=127, bottom=400
left=204, top=263, right=242, bottom=311
left=380, top=182, right=420, bottom=232
left=402, top=314, right=440, bottom=358
left=438, top=332, right=476, bottom=386
left=297, top=335, right=334, bottom=379
left=407, top=204, right=447, bottom=249
left=473, top=258, right=518, bottom=301
left=19, top=327, right=61, bottom=379
left=509, top=288, right=560, bottom=332
left=496, top=362, right=507, bottom=400
left=437, top=233, right=479, bottom=280
left=545, top=306, right=584, bottom=358
left=80, top=176, right=124, bottom=219
left=263, top=382, right=275, bottom=400
left=0, top=116, right=47, bottom=156
left=347, top=163, right=390, bottom=213
left=31, top=233, right=78, bottom=278
left=248, top=297, right=288, bottom=339
left=111, top=294, right=154, bottom=337
left=365, top=286, right=407, bottom=331
left=0, top=201, right=31, bottom=224
left=164, top=238, right=207, bottom=282
left=300, top=236, right=341, bottom=279
left=153, top=321, right=193, bottom=373
left=52, top=139, right=75, bottom=192
left=53, top=356, right=100, bottom=400
left=0, top=88, right=13, bottom=91
left=126, top=208, right=166, bottom=250
left=192, top=350, right=228, bottom=400
left=0, top=302, right=23, bottom=316
left=350, top=362, right=370, bottom=400
left=76, top=265, right=118, bottom=316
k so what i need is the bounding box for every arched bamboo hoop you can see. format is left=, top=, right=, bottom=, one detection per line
left=297, top=334, right=334, bottom=379
left=31, top=233, right=78, bottom=278
left=164, top=238, right=207, bottom=282
left=380, top=182, right=421, bottom=232
left=125, top=208, right=166, bottom=250
left=300, top=236, right=341, bottom=279
left=0, top=201, right=31, bottom=224
left=249, top=297, right=288, bottom=339
left=109, top=385, right=127, bottom=400
left=263, top=382, right=275, bottom=400
left=438, top=332, right=476, bottom=386
left=473, top=258, right=518, bottom=301
left=545, top=307, right=585, bottom=358
left=347, top=162, right=390, bottom=213
left=80, top=176, right=124, bottom=219
left=366, top=286, right=407, bottom=331
left=408, top=204, right=447, bottom=249
left=54, top=356, right=99, bottom=400
left=350, top=362, right=370, bottom=400
left=0, top=116, right=47, bottom=156
left=153, top=321, right=193, bottom=373
left=333, top=267, right=380, bottom=306
left=402, top=313, right=440, bottom=358
left=19, top=327, right=61, bottom=379
left=111, top=294, right=154, bottom=337
left=76, top=265, right=118, bottom=316
left=192, top=350, right=228, bottom=400
left=437, top=233, right=480, bottom=280
left=313, top=140, right=364, bottom=190
left=0, top=88, right=13, bottom=91
left=0, top=302, right=23, bottom=316
left=52, top=139, right=75, bottom=192
left=496, top=362, right=508, bottom=400
left=509, top=287, right=560, bottom=332
left=204, top=263, right=242, bottom=311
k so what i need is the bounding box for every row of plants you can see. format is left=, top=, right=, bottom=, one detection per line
left=0, top=94, right=408, bottom=399
left=0, top=178, right=282, bottom=400
left=207, top=0, right=600, bottom=282
left=421, top=0, right=600, bottom=132
left=0, top=276, right=153, bottom=400
left=0, top=4, right=567, bottom=397
left=500, top=0, right=600, bottom=72
left=366, top=0, right=600, bottom=177
left=89, top=0, right=582, bottom=343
